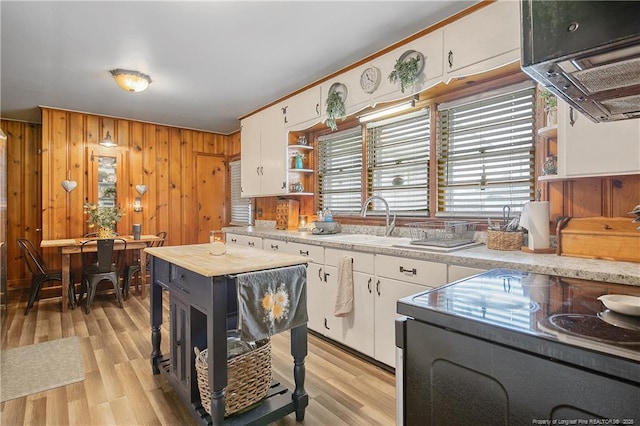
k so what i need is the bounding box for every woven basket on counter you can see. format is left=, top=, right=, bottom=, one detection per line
left=486, top=229, right=523, bottom=251
left=194, top=338, right=272, bottom=417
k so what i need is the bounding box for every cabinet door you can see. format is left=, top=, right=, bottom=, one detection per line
left=240, top=114, right=262, bottom=197
left=373, top=29, right=445, bottom=104
left=443, top=0, right=520, bottom=81
left=284, top=86, right=322, bottom=131
left=259, top=105, right=288, bottom=196
left=306, top=262, right=325, bottom=333
left=375, top=276, right=430, bottom=367
left=324, top=266, right=375, bottom=357
left=557, top=100, right=640, bottom=177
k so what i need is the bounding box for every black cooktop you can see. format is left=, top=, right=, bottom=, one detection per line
left=399, top=269, right=640, bottom=363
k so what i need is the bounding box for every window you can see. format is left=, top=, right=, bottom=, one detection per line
left=318, top=127, right=363, bottom=213
left=366, top=109, right=430, bottom=215
left=437, top=82, right=535, bottom=217
left=229, top=160, right=252, bottom=225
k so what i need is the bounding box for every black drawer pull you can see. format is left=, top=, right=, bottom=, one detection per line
left=231, top=238, right=237, bottom=243
left=376, top=279, right=381, bottom=296
left=400, top=266, right=417, bottom=275
left=324, top=318, right=330, bottom=330
left=271, top=244, right=278, bottom=249
left=248, top=241, right=254, bottom=247
left=300, top=250, right=309, bottom=256
left=367, top=278, right=372, bottom=293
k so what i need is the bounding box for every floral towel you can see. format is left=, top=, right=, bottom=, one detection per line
left=236, top=264, right=308, bottom=342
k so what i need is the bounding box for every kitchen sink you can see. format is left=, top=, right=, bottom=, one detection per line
left=313, top=233, right=409, bottom=247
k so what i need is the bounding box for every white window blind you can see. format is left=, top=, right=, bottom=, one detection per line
left=229, top=160, right=252, bottom=225
left=318, top=127, right=363, bottom=213
left=437, top=85, right=535, bottom=216
left=366, top=109, right=430, bottom=215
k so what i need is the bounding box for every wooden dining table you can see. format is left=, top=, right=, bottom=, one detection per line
left=41, top=234, right=163, bottom=312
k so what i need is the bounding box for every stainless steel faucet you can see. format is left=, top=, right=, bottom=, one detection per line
left=360, top=195, right=396, bottom=236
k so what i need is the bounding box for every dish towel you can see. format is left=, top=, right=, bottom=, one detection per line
left=236, top=264, right=308, bottom=342
left=334, top=256, right=354, bottom=317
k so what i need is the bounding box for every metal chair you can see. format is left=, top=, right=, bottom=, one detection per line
left=78, top=237, right=126, bottom=314
left=17, top=238, right=75, bottom=314
left=123, top=231, right=166, bottom=299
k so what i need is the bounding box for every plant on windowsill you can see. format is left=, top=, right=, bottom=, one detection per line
left=388, top=55, right=421, bottom=93
left=540, top=88, right=558, bottom=126
left=325, top=90, right=346, bottom=131
left=83, top=202, right=125, bottom=238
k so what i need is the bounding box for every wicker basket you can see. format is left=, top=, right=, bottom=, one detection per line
left=486, top=229, right=523, bottom=251
left=194, top=338, right=272, bottom=417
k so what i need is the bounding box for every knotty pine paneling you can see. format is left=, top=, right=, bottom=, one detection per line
left=3, top=120, right=42, bottom=289
left=5, top=109, right=233, bottom=291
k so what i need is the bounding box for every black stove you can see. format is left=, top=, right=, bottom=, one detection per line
left=396, top=269, right=640, bottom=424
left=401, top=268, right=640, bottom=363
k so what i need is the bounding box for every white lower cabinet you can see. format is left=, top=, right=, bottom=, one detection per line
left=448, top=265, right=486, bottom=283
left=374, top=254, right=448, bottom=367
left=270, top=241, right=325, bottom=333
left=324, top=249, right=375, bottom=357
left=225, top=233, right=262, bottom=249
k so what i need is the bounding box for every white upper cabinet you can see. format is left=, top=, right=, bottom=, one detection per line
left=319, top=71, right=371, bottom=124
left=374, top=29, right=444, bottom=105
left=443, top=0, right=520, bottom=82
left=557, top=100, right=640, bottom=178
left=283, top=86, right=322, bottom=131
left=240, top=113, right=262, bottom=197
left=240, top=105, right=288, bottom=197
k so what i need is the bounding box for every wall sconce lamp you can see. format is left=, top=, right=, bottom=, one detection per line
left=133, top=197, right=143, bottom=212
left=110, top=69, right=152, bottom=93
left=100, top=131, right=117, bottom=148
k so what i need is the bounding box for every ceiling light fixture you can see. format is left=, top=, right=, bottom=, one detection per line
left=100, top=131, right=117, bottom=148
left=110, top=69, right=152, bottom=93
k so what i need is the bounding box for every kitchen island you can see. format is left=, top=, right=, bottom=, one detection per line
left=145, top=243, right=310, bottom=425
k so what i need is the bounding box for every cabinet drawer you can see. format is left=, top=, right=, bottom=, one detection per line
left=287, top=242, right=324, bottom=264
left=325, top=248, right=374, bottom=273
left=168, top=265, right=212, bottom=308
left=225, top=233, right=262, bottom=249
left=375, top=254, right=447, bottom=287
left=263, top=238, right=287, bottom=252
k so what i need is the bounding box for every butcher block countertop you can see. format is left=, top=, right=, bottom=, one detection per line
left=145, top=243, right=309, bottom=277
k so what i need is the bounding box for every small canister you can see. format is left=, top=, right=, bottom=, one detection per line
left=132, top=224, right=141, bottom=240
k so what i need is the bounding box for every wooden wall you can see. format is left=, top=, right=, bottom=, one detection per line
left=5, top=111, right=238, bottom=290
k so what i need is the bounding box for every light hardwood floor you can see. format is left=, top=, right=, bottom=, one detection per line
left=1, top=289, right=396, bottom=425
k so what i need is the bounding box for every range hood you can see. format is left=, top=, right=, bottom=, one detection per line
left=520, top=0, right=640, bottom=123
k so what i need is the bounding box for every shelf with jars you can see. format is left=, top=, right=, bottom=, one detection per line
left=287, top=132, right=315, bottom=195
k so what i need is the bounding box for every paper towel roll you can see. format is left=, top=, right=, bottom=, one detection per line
left=519, top=201, right=550, bottom=250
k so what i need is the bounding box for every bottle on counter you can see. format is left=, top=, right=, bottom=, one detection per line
left=323, top=208, right=333, bottom=222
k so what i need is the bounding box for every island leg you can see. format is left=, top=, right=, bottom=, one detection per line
left=290, top=323, right=308, bottom=421
left=208, top=276, right=229, bottom=425
left=150, top=258, right=163, bottom=374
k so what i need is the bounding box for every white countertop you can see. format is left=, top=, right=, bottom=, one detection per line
left=224, top=227, right=640, bottom=286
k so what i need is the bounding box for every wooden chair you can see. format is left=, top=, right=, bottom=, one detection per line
left=17, top=238, right=75, bottom=314
left=78, top=237, right=126, bottom=314
left=123, top=231, right=166, bottom=299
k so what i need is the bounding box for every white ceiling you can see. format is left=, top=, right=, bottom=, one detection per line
left=1, top=1, right=478, bottom=135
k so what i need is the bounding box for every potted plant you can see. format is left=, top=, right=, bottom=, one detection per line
left=325, top=89, right=346, bottom=131
left=83, top=202, right=125, bottom=238
left=540, top=88, right=558, bottom=126
left=388, top=52, right=422, bottom=93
